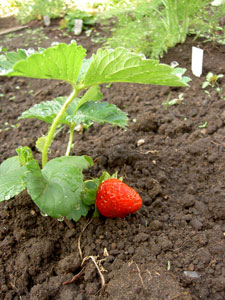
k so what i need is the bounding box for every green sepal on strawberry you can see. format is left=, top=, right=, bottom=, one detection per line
left=95, top=178, right=142, bottom=218
left=81, top=171, right=118, bottom=207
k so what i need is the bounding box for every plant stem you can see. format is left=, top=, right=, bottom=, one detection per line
left=42, top=88, right=79, bottom=167
left=65, top=123, right=76, bottom=156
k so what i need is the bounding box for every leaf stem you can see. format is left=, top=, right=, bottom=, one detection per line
left=42, top=88, right=79, bottom=167
left=65, top=123, right=76, bottom=156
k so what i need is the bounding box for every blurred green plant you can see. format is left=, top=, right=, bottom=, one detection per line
left=90, top=0, right=134, bottom=11
left=198, top=121, right=208, bottom=128
left=162, top=92, right=184, bottom=110
left=202, top=72, right=224, bottom=98
left=202, top=72, right=224, bottom=89
left=101, top=0, right=224, bottom=58
left=11, top=0, right=66, bottom=24
left=189, top=2, right=225, bottom=45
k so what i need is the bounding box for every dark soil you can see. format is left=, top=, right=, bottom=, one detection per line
left=0, top=17, right=225, bottom=300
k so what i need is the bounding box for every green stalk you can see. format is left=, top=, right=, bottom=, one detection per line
left=42, top=88, right=79, bottom=167
left=65, top=123, right=76, bottom=156
left=181, top=0, right=189, bottom=43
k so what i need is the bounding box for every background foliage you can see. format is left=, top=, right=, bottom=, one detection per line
left=0, top=0, right=224, bottom=59
left=101, top=0, right=225, bottom=58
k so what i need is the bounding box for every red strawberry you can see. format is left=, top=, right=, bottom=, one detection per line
left=96, top=178, right=142, bottom=218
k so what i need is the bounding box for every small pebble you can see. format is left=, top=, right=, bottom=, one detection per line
left=137, top=139, right=145, bottom=146
left=184, top=271, right=200, bottom=278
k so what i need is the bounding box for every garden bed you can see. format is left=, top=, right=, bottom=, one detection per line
left=0, top=17, right=225, bottom=300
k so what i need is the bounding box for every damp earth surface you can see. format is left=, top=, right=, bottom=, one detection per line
left=0, top=16, right=225, bottom=300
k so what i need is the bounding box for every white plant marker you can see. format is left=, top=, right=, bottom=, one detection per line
left=191, top=47, right=204, bottom=77
left=74, top=19, right=83, bottom=35
left=211, top=0, right=225, bottom=6
left=43, top=16, right=51, bottom=27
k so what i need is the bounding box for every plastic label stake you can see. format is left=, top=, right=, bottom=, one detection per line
left=43, top=16, right=51, bottom=26
left=191, top=47, right=204, bottom=77
left=74, top=19, right=83, bottom=35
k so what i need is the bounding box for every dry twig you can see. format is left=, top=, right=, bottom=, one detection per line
left=78, top=218, right=93, bottom=259
left=82, top=255, right=106, bottom=291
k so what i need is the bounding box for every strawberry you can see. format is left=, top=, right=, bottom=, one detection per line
left=96, top=178, right=142, bottom=218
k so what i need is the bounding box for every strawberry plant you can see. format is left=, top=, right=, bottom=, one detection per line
left=0, top=42, right=189, bottom=221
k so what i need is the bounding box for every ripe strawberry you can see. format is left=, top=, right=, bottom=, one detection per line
left=96, top=178, right=142, bottom=218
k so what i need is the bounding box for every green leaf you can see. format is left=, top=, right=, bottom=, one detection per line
left=67, top=101, right=128, bottom=128
left=83, top=48, right=188, bottom=87
left=81, top=180, right=99, bottom=206
left=216, top=74, right=224, bottom=80
left=198, top=121, right=208, bottom=128
left=19, top=94, right=127, bottom=128
left=19, top=86, right=102, bottom=124
left=16, top=146, right=34, bottom=166
left=43, top=156, right=94, bottom=173
left=36, top=136, right=47, bottom=153
left=2, top=43, right=86, bottom=85
left=6, top=50, right=27, bottom=64
left=77, top=58, right=92, bottom=82
left=0, top=49, right=27, bottom=75
left=206, top=72, right=213, bottom=81
left=80, top=85, right=103, bottom=103
left=25, top=157, right=92, bottom=221
left=66, top=85, right=103, bottom=116
left=19, top=97, right=66, bottom=124
left=25, top=160, right=47, bottom=202
left=202, top=81, right=209, bottom=89
left=0, top=156, right=26, bottom=201
left=81, top=171, right=121, bottom=206
left=171, top=68, right=191, bottom=85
